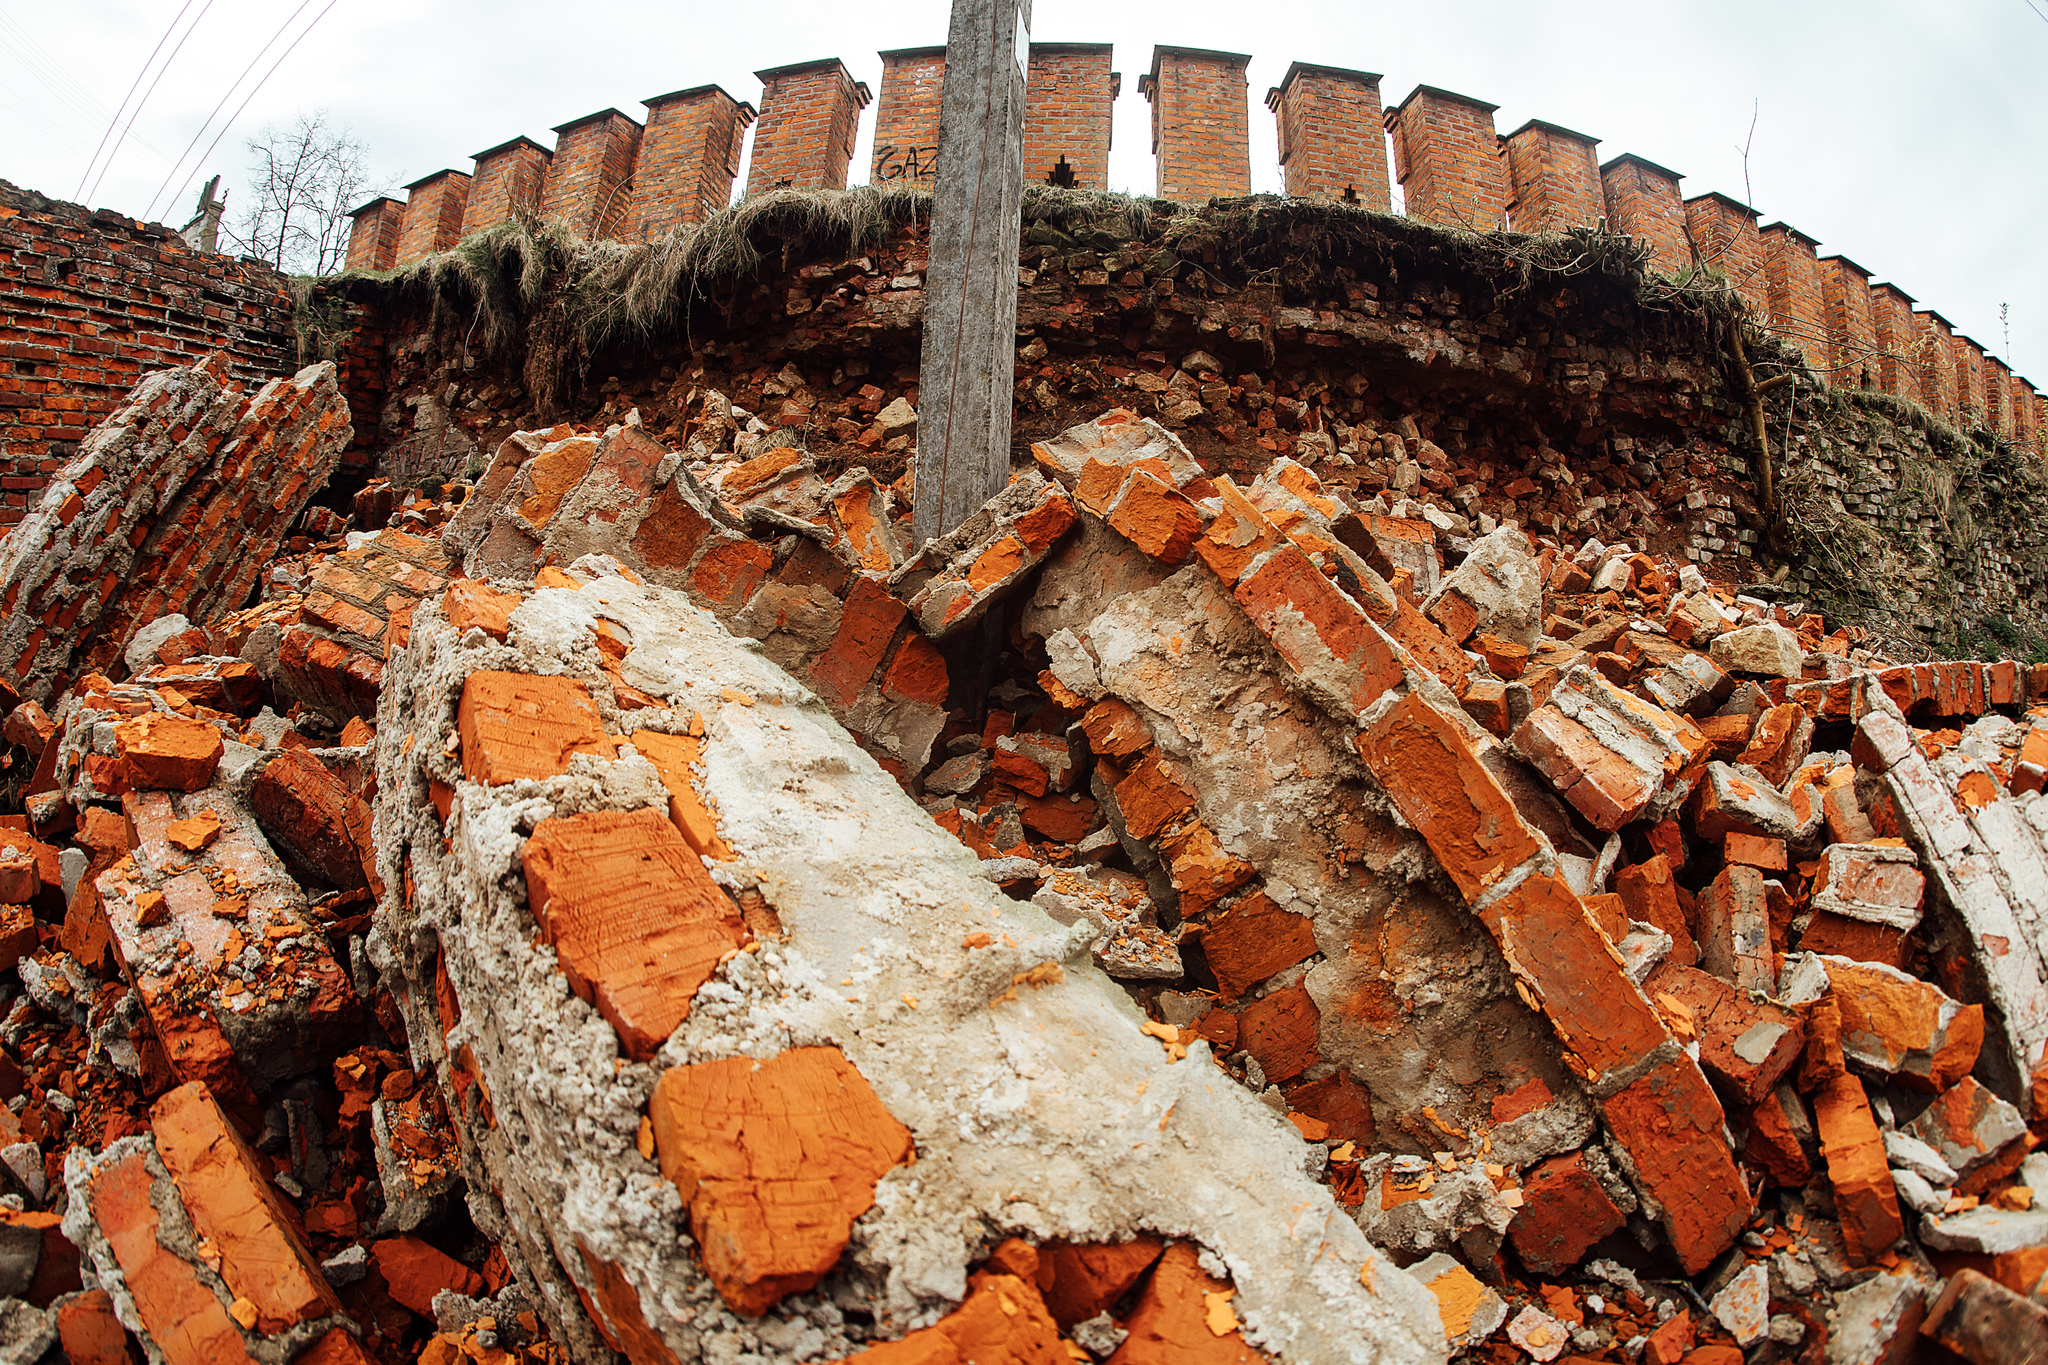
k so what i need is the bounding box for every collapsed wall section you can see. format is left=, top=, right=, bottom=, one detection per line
left=371, top=565, right=1444, bottom=1363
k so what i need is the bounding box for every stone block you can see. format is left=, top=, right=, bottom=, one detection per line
left=1710, top=623, right=1805, bottom=679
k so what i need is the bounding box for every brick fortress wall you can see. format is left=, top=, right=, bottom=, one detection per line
left=337, top=40, right=2048, bottom=458
left=0, top=179, right=298, bottom=527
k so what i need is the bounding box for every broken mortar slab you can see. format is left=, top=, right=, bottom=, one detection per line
left=372, top=569, right=1446, bottom=1364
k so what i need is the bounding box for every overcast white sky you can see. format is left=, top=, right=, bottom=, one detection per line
left=5, top=1, right=2044, bottom=385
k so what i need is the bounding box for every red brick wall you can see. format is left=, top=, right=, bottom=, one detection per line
left=542, top=110, right=644, bottom=240
left=1025, top=44, right=1118, bottom=190
left=1501, top=119, right=1601, bottom=232
left=1758, top=224, right=1824, bottom=364
left=1915, top=312, right=1958, bottom=423
left=1953, top=335, right=1987, bottom=430
left=344, top=198, right=404, bottom=272
left=2013, top=376, right=2037, bottom=449
left=1138, top=47, right=1252, bottom=200
left=629, top=87, right=754, bottom=239
left=1599, top=155, right=1687, bottom=275
left=394, top=171, right=472, bottom=266
left=462, top=138, right=551, bottom=238
left=872, top=48, right=945, bottom=185
left=1983, top=354, right=2011, bottom=436
left=747, top=60, right=871, bottom=195
left=1818, top=256, right=1876, bottom=389
left=0, top=179, right=297, bottom=525
left=1266, top=63, right=1390, bottom=210
left=1385, top=86, right=1510, bottom=230
left=1869, top=284, right=1919, bottom=402
left=1683, top=194, right=1762, bottom=309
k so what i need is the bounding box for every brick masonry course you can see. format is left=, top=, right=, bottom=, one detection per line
left=0, top=180, right=297, bottom=528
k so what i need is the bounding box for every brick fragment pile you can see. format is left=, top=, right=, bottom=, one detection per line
left=0, top=352, right=352, bottom=704
left=0, top=365, right=2043, bottom=1365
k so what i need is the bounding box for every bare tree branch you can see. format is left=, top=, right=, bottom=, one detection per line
left=223, top=111, right=383, bottom=275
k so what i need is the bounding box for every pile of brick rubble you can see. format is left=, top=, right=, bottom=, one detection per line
left=0, top=354, right=2039, bottom=1365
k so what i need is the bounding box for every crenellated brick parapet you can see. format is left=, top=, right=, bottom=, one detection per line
left=1384, top=85, right=1510, bottom=231
left=1266, top=63, right=1389, bottom=210
left=630, top=86, right=755, bottom=236
left=1818, top=255, right=1877, bottom=390
left=1684, top=192, right=1763, bottom=309
left=1138, top=46, right=1253, bottom=200
left=393, top=169, right=471, bottom=266
left=1025, top=43, right=1119, bottom=189
left=1759, top=223, right=1824, bottom=365
left=871, top=47, right=945, bottom=185
left=1598, top=154, right=1687, bottom=275
left=461, top=136, right=551, bottom=237
left=1501, top=119, right=1602, bottom=232
left=747, top=58, right=871, bottom=194
left=343, top=195, right=404, bottom=272
left=327, top=43, right=2041, bottom=451
left=541, top=108, right=644, bottom=240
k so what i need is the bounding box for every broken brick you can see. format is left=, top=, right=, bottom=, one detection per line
left=1812, top=1070, right=1905, bottom=1266
left=1509, top=1149, right=1627, bottom=1274
left=113, top=713, right=222, bottom=791
left=650, top=1046, right=913, bottom=1315
left=457, top=670, right=609, bottom=784
left=521, top=807, right=749, bottom=1060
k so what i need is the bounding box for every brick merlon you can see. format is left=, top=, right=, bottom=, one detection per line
left=1384, top=83, right=1500, bottom=125
left=1138, top=44, right=1252, bottom=97
left=1820, top=253, right=1874, bottom=278
left=347, top=196, right=402, bottom=218
left=1599, top=151, right=1683, bottom=182
left=755, top=57, right=874, bottom=107
left=551, top=107, right=644, bottom=135
left=403, top=169, right=470, bottom=191
left=1273, top=61, right=1384, bottom=96
left=1684, top=190, right=1758, bottom=218
left=1504, top=117, right=1599, bottom=145
left=470, top=135, right=553, bottom=163
left=641, top=85, right=756, bottom=120
left=1760, top=221, right=1822, bottom=248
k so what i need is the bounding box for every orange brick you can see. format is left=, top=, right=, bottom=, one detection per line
left=650, top=1046, right=912, bottom=1315
left=457, top=671, right=608, bottom=784
left=522, top=806, right=748, bottom=1059
left=113, top=713, right=222, bottom=791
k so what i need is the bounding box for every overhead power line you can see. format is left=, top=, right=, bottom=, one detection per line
left=75, top=0, right=198, bottom=201
left=142, top=0, right=321, bottom=223
left=87, top=0, right=221, bottom=209
left=152, top=0, right=343, bottom=227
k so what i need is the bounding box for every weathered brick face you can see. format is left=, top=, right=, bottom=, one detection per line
left=1983, top=354, right=2012, bottom=436
left=629, top=87, right=754, bottom=240
left=344, top=197, right=404, bottom=272
left=1870, top=283, right=1921, bottom=401
left=2017, top=377, right=2041, bottom=448
left=1138, top=47, right=1252, bottom=201
left=1953, top=334, right=1987, bottom=430
left=0, top=180, right=296, bottom=527
left=461, top=138, right=551, bottom=238
left=1684, top=193, right=1763, bottom=308
left=1759, top=224, right=1825, bottom=364
left=1819, top=256, right=1878, bottom=389
left=1385, top=86, right=1510, bottom=230
left=1266, top=64, right=1390, bottom=210
left=871, top=48, right=945, bottom=186
left=1024, top=44, right=1117, bottom=190
left=393, top=171, right=472, bottom=266
left=1502, top=120, right=1602, bottom=232
left=541, top=111, right=644, bottom=241
left=747, top=60, right=871, bottom=195
left=1916, top=311, right=1958, bottom=422
left=1599, top=155, right=1687, bottom=275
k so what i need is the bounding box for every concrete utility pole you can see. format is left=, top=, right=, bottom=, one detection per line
left=912, top=0, right=1032, bottom=548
